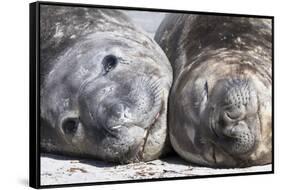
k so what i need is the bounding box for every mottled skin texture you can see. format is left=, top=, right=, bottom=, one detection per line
left=155, top=14, right=272, bottom=167
left=40, top=5, right=172, bottom=164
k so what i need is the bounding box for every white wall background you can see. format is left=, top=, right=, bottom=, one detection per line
left=0, top=0, right=279, bottom=189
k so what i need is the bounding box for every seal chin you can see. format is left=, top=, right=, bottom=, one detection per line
left=138, top=107, right=163, bottom=157
left=124, top=101, right=164, bottom=163
left=93, top=99, right=164, bottom=164
left=208, top=143, right=238, bottom=167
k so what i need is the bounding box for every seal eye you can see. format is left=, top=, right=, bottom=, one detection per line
left=62, top=118, right=79, bottom=135
left=102, top=55, right=118, bottom=74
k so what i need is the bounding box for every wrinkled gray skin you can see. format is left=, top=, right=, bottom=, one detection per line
left=155, top=14, right=272, bottom=167
left=40, top=5, right=172, bottom=164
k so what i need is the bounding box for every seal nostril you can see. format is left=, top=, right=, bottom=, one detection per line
left=225, top=112, right=239, bottom=120
left=111, top=104, right=125, bottom=117
left=223, top=106, right=245, bottom=122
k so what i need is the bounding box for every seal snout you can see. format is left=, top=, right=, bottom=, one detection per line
left=211, top=78, right=259, bottom=156
left=98, top=101, right=135, bottom=131
left=99, top=77, right=163, bottom=131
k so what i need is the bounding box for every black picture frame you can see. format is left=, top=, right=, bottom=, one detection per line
left=30, top=1, right=274, bottom=189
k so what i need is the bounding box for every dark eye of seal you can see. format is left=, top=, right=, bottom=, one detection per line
left=102, top=55, right=118, bottom=74
left=62, top=117, right=79, bottom=135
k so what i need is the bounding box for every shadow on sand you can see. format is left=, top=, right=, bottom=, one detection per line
left=41, top=153, right=197, bottom=168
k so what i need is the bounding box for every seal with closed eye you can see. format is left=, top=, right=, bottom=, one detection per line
left=155, top=14, right=272, bottom=167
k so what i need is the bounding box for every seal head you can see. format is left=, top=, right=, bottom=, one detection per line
left=156, top=14, right=272, bottom=167
left=40, top=6, right=172, bottom=163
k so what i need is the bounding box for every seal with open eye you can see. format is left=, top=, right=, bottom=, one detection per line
left=40, top=5, right=172, bottom=164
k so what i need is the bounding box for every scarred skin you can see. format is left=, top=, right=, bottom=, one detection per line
left=155, top=14, right=272, bottom=167
left=40, top=5, right=172, bottom=163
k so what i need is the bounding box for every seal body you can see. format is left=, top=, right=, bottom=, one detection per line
left=40, top=5, right=172, bottom=163
left=155, top=14, right=272, bottom=167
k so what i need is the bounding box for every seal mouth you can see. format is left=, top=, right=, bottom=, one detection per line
left=208, top=113, right=256, bottom=165
left=208, top=109, right=236, bottom=165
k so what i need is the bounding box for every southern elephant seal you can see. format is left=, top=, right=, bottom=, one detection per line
left=155, top=14, right=272, bottom=167
left=40, top=5, right=172, bottom=164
